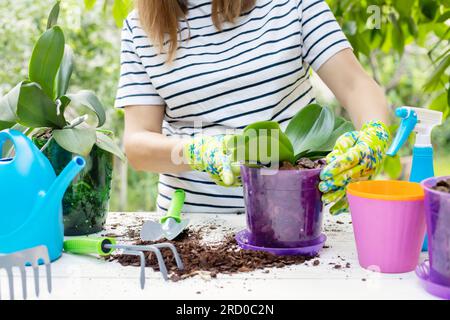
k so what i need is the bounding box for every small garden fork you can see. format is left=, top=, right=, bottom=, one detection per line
left=0, top=246, right=52, bottom=300
left=64, top=237, right=184, bottom=289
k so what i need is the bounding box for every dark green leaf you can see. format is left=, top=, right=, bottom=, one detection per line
left=17, top=82, right=66, bottom=128
left=405, top=17, right=418, bottom=37
left=285, top=104, right=335, bottom=158
left=53, top=127, right=96, bottom=156
left=55, top=45, right=74, bottom=98
left=64, top=90, right=106, bottom=127
left=47, top=1, right=60, bottom=30
left=420, top=0, right=439, bottom=21
left=96, top=131, right=125, bottom=161
left=0, top=82, right=22, bottom=130
left=29, top=26, right=65, bottom=98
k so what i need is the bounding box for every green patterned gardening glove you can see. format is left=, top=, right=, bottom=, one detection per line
left=184, top=135, right=241, bottom=187
left=319, top=121, right=390, bottom=215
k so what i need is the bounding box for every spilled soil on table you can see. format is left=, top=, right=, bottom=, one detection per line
left=109, top=228, right=316, bottom=281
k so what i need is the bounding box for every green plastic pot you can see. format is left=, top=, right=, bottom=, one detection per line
left=34, top=135, right=113, bottom=236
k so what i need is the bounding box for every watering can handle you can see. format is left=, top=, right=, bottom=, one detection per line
left=0, top=130, right=24, bottom=161
left=0, top=129, right=37, bottom=161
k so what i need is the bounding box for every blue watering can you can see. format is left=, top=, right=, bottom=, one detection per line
left=0, top=129, right=85, bottom=261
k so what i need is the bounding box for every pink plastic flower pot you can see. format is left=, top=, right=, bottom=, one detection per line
left=347, top=180, right=426, bottom=273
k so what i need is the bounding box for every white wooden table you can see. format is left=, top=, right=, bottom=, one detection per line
left=1, top=212, right=436, bottom=300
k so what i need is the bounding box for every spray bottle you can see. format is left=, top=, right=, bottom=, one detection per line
left=387, top=106, right=443, bottom=251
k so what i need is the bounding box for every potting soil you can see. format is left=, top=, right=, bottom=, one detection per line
left=110, top=227, right=314, bottom=281
left=432, top=179, right=450, bottom=193
left=279, top=158, right=325, bottom=170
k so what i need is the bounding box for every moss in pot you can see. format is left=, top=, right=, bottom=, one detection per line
left=233, top=104, right=353, bottom=248
left=0, top=2, right=125, bottom=235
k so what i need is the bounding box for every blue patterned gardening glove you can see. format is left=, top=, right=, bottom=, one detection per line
left=319, top=121, right=390, bottom=215
left=184, top=135, right=241, bottom=187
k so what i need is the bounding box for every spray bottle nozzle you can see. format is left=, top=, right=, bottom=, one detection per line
left=387, top=107, right=418, bottom=157
left=387, top=107, right=443, bottom=157
left=395, top=107, right=409, bottom=118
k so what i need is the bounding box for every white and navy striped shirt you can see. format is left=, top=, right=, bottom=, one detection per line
left=116, top=0, right=351, bottom=213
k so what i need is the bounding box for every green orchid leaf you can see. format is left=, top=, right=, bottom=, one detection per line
left=55, top=45, right=74, bottom=99
left=64, top=90, right=106, bottom=127
left=285, top=103, right=335, bottom=158
left=299, top=150, right=330, bottom=161
left=0, top=82, right=22, bottom=130
left=16, top=82, right=66, bottom=128
left=316, top=116, right=355, bottom=152
left=96, top=131, right=125, bottom=161
left=47, top=1, right=60, bottom=30
left=53, top=127, right=96, bottom=156
left=230, top=121, right=294, bottom=165
left=29, top=26, right=65, bottom=98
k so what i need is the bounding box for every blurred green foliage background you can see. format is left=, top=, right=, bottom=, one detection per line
left=1, top=0, right=449, bottom=211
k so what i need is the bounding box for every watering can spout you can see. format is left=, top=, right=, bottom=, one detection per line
left=43, top=156, right=86, bottom=207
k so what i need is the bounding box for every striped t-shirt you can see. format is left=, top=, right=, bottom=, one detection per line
left=116, top=0, right=351, bottom=214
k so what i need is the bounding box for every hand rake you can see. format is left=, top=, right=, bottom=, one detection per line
left=64, top=237, right=184, bottom=289
left=0, top=246, right=52, bottom=300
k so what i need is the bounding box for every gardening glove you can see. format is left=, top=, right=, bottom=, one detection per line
left=319, top=121, right=390, bottom=215
left=184, top=134, right=241, bottom=187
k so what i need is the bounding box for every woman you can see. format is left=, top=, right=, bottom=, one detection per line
left=117, top=0, right=390, bottom=214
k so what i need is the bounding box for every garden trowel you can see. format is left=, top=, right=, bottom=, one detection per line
left=140, top=189, right=189, bottom=241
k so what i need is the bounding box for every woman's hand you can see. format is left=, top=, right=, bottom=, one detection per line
left=184, top=135, right=241, bottom=187
left=319, top=121, right=390, bottom=214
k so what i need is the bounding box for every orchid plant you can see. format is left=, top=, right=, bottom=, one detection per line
left=0, top=1, right=124, bottom=160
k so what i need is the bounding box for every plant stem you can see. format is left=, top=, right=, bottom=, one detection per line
left=40, top=115, right=89, bottom=152
left=40, top=136, right=54, bottom=152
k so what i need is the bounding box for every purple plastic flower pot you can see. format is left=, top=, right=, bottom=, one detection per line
left=241, top=165, right=323, bottom=248
left=422, top=176, right=450, bottom=287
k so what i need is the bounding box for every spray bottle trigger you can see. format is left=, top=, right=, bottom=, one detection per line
left=387, top=107, right=418, bottom=157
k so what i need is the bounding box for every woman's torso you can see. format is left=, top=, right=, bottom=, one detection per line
left=117, top=0, right=350, bottom=213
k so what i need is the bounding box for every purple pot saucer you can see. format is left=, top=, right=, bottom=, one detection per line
left=235, top=230, right=326, bottom=257
left=416, top=261, right=450, bottom=300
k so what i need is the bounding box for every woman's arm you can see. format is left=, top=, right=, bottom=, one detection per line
left=317, top=48, right=390, bottom=129
left=124, top=105, right=191, bottom=172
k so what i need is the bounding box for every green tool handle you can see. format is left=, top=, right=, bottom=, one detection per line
left=160, top=189, right=186, bottom=224
left=63, top=237, right=117, bottom=256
